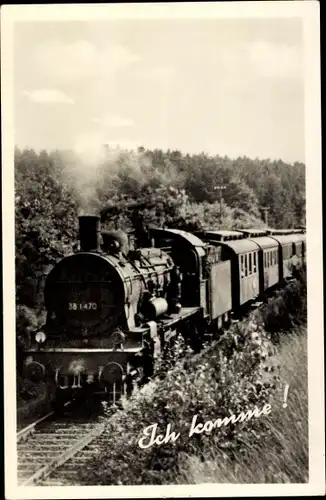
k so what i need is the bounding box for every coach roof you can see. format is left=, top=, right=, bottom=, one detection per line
left=269, top=233, right=305, bottom=246
left=218, top=238, right=260, bottom=255
left=196, top=230, right=245, bottom=241
left=248, top=236, right=279, bottom=250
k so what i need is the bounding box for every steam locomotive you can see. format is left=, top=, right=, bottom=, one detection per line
left=22, top=214, right=306, bottom=409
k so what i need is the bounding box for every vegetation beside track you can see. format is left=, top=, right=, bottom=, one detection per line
left=77, top=268, right=307, bottom=485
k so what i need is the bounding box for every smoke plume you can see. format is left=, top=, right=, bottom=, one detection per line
left=61, top=140, right=122, bottom=215
left=58, top=138, right=186, bottom=228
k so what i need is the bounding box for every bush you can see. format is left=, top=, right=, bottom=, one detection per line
left=261, top=266, right=307, bottom=341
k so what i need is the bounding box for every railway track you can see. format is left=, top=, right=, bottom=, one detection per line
left=17, top=405, right=105, bottom=486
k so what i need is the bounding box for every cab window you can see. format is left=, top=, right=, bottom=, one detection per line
left=253, top=252, right=257, bottom=272
left=245, top=254, right=248, bottom=276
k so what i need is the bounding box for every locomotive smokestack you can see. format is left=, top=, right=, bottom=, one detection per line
left=78, top=215, right=102, bottom=252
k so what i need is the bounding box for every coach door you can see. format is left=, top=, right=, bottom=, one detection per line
left=239, top=251, right=259, bottom=305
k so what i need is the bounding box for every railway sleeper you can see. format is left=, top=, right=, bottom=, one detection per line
left=40, top=480, right=67, bottom=486
left=30, top=431, right=88, bottom=437
left=19, top=449, right=72, bottom=458
left=18, top=443, right=75, bottom=450
left=18, top=466, right=41, bottom=474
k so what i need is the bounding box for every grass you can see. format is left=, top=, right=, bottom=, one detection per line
left=177, top=327, right=308, bottom=483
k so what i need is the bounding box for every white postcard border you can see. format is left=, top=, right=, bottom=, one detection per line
left=1, top=2, right=324, bottom=498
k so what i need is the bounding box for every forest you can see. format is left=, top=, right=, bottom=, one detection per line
left=15, top=146, right=305, bottom=316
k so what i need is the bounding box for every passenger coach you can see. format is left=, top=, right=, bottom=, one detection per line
left=269, top=230, right=306, bottom=280
left=195, top=230, right=260, bottom=312
left=239, top=229, right=280, bottom=293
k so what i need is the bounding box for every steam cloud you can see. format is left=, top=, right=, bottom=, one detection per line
left=58, top=138, right=185, bottom=226
left=62, top=141, right=124, bottom=216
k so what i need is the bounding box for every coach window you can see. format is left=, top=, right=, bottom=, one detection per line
left=249, top=253, right=252, bottom=275
left=245, top=254, right=248, bottom=276
left=253, top=252, right=257, bottom=272
left=240, top=255, right=245, bottom=278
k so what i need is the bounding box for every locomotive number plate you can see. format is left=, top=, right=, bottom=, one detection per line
left=68, top=302, right=98, bottom=311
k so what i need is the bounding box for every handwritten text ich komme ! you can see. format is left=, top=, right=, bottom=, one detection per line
left=138, top=404, right=271, bottom=449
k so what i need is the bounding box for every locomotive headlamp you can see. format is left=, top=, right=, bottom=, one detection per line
left=35, top=331, right=46, bottom=344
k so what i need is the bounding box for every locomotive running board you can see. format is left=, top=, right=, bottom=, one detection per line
left=250, top=301, right=264, bottom=308
left=159, top=307, right=201, bottom=328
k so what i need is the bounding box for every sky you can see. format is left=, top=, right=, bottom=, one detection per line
left=14, top=18, right=305, bottom=163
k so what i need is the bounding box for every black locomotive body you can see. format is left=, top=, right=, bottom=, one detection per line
left=22, top=215, right=305, bottom=407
